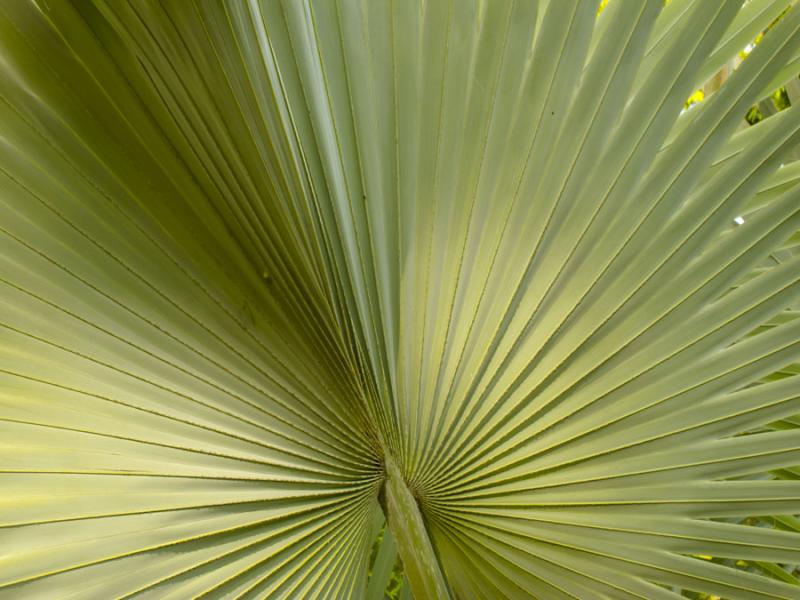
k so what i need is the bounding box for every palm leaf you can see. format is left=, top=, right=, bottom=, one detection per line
left=1, top=0, right=799, bottom=598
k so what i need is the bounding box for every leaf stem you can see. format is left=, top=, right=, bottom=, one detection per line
left=383, top=455, right=451, bottom=599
